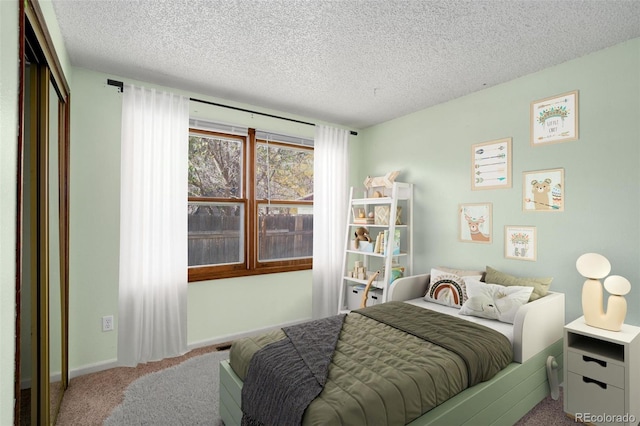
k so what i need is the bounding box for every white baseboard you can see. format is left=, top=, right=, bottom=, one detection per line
left=66, top=317, right=311, bottom=379
left=69, top=358, right=118, bottom=380
left=187, top=317, right=311, bottom=350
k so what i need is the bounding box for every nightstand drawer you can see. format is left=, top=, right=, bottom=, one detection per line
left=566, top=372, right=625, bottom=420
left=567, top=350, right=624, bottom=388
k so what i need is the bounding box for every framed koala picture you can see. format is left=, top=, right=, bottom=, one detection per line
left=522, top=168, right=564, bottom=212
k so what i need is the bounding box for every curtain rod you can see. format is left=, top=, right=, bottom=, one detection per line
left=107, top=79, right=358, bottom=136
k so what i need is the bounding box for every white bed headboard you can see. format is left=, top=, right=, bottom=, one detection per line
left=389, top=274, right=565, bottom=363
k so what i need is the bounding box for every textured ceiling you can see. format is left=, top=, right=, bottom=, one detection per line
left=51, top=0, right=640, bottom=129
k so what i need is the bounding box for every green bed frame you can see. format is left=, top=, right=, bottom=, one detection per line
left=219, top=274, right=565, bottom=425
left=219, top=338, right=563, bottom=426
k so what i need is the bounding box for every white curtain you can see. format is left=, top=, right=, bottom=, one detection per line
left=118, top=85, right=189, bottom=366
left=312, top=125, right=350, bottom=319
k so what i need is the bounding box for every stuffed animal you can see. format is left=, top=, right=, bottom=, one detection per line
left=354, top=227, right=371, bottom=249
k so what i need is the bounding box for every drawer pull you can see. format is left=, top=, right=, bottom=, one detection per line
left=583, top=376, right=607, bottom=390
left=583, top=355, right=606, bottom=368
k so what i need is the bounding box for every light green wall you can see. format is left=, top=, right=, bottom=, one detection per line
left=0, top=1, right=19, bottom=423
left=68, top=67, right=333, bottom=370
left=187, top=271, right=312, bottom=345
left=68, top=67, right=126, bottom=369
left=357, top=38, right=640, bottom=326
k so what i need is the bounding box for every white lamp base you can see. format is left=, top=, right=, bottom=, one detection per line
left=582, top=278, right=627, bottom=332
left=577, top=253, right=630, bottom=332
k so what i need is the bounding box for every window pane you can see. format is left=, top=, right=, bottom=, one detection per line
left=188, top=202, right=244, bottom=266
left=255, top=143, right=313, bottom=200
left=189, top=134, right=242, bottom=198
left=257, top=204, right=313, bottom=262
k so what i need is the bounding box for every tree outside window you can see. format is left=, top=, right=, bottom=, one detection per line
left=188, top=128, right=313, bottom=281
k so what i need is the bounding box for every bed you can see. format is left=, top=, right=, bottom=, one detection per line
left=219, top=271, right=565, bottom=425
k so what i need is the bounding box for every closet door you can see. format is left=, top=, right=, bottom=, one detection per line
left=47, top=75, right=66, bottom=423
left=16, top=1, right=70, bottom=424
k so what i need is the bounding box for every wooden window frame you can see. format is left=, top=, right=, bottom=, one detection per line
left=188, top=128, right=313, bottom=282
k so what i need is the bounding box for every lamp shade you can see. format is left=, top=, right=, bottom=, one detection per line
left=604, top=275, right=631, bottom=296
left=576, top=253, right=611, bottom=279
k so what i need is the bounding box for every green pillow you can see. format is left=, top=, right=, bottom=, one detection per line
left=484, top=266, right=552, bottom=302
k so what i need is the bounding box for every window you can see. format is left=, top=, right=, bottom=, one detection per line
left=188, top=127, right=313, bottom=281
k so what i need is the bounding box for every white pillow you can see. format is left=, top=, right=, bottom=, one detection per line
left=459, top=278, right=533, bottom=324
left=424, top=268, right=482, bottom=308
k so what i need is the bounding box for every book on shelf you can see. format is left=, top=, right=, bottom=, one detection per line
left=388, top=265, right=405, bottom=283
left=352, top=207, right=374, bottom=224
left=353, top=217, right=374, bottom=224
left=382, top=230, right=401, bottom=255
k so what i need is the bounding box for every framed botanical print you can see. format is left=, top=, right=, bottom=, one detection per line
left=505, top=226, right=537, bottom=261
left=531, top=90, right=579, bottom=146
left=459, top=203, right=492, bottom=244
left=522, top=168, right=564, bottom=212
left=471, top=138, right=512, bottom=190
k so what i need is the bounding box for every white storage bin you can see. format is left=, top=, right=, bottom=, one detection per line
left=367, top=289, right=383, bottom=306
left=347, top=286, right=365, bottom=310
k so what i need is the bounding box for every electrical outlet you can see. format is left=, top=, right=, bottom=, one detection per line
left=102, top=315, right=114, bottom=332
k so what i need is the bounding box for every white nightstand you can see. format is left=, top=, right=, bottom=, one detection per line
left=564, top=317, right=640, bottom=426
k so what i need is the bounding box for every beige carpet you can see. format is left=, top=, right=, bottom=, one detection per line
left=514, top=389, right=576, bottom=426
left=55, top=343, right=572, bottom=425
left=55, top=343, right=228, bottom=425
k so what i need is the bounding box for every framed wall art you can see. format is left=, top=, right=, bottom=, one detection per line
left=505, top=226, right=537, bottom=261
left=471, top=137, right=512, bottom=190
left=459, top=203, right=492, bottom=244
left=531, top=90, right=579, bottom=146
left=522, top=168, right=564, bottom=212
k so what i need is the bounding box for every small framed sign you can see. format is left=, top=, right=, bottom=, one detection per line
left=531, top=90, right=579, bottom=146
left=505, top=226, right=537, bottom=261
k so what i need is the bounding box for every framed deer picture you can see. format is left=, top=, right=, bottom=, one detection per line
left=459, top=203, right=492, bottom=244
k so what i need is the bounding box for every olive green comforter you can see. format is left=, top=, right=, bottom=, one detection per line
left=230, top=301, right=513, bottom=426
